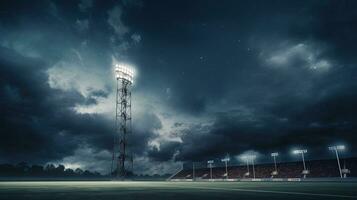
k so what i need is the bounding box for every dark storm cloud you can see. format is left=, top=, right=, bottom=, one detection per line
left=288, top=1, right=357, bottom=63
left=147, top=141, right=181, bottom=162
left=124, top=0, right=357, bottom=162
left=0, top=45, right=158, bottom=166
left=0, top=46, right=116, bottom=159
left=0, top=0, right=157, bottom=167
left=125, top=1, right=314, bottom=114
left=1, top=0, right=357, bottom=173
left=0, top=47, right=79, bottom=163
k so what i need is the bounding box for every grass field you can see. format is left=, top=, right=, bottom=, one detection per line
left=0, top=181, right=356, bottom=200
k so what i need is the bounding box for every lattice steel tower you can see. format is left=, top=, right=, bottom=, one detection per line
left=111, top=63, right=134, bottom=179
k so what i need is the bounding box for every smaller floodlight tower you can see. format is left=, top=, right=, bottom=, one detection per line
left=249, top=155, right=257, bottom=179
left=192, top=162, right=195, bottom=181
left=207, top=160, right=214, bottom=180
left=293, top=149, right=309, bottom=178
left=328, top=145, right=345, bottom=178
left=242, top=155, right=256, bottom=179
left=221, top=156, right=230, bottom=179
left=271, top=152, right=279, bottom=177
left=112, top=63, right=134, bottom=179
left=242, top=156, right=250, bottom=178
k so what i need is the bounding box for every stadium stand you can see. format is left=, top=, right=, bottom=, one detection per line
left=171, top=157, right=357, bottom=180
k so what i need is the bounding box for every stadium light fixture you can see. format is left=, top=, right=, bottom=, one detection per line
left=221, top=156, right=230, bottom=179
left=328, top=145, right=345, bottom=178
left=207, top=160, right=214, bottom=180
left=271, top=152, right=279, bottom=174
left=292, top=149, right=307, bottom=154
left=329, top=145, right=345, bottom=151
left=114, top=63, right=135, bottom=84
left=271, top=152, right=279, bottom=157
left=292, top=149, right=308, bottom=178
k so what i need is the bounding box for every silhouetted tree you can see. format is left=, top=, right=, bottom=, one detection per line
left=30, top=165, right=44, bottom=176
left=45, top=163, right=56, bottom=176
left=64, top=168, right=75, bottom=176
left=54, top=165, right=65, bottom=176
left=16, top=162, right=29, bottom=176
left=0, top=164, right=17, bottom=176
left=75, top=168, right=84, bottom=175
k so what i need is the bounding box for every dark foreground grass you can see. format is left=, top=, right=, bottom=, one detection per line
left=0, top=181, right=356, bottom=200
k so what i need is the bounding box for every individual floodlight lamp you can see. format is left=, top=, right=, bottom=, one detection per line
left=292, top=149, right=309, bottom=178
left=114, top=63, right=134, bottom=84
left=328, top=145, right=345, bottom=178
left=271, top=152, right=279, bottom=176
left=207, top=160, right=214, bottom=180
left=221, top=156, right=230, bottom=179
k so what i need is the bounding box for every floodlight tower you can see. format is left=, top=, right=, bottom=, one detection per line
left=293, top=149, right=309, bottom=178
left=207, top=160, right=214, bottom=180
left=328, top=145, right=345, bottom=178
left=242, top=156, right=250, bottom=177
left=249, top=155, right=257, bottom=179
left=192, top=162, right=195, bottom=181
left=271, top=152, right=279, bottom=176
left=221, top=156, right=230, bottom=179
left=112, top=63, right=134, bottom=179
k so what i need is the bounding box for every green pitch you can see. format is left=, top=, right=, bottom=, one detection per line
left=0, top=181, right=356, bottom=200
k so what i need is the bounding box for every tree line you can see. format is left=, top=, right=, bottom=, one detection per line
left=0, top=162, right=102, bottom=178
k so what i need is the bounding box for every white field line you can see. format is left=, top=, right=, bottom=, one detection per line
left=171, top=185, right=357, bottom=199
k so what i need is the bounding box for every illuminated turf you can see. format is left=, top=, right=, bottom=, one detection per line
left=0, top=181, right=356, bottom=200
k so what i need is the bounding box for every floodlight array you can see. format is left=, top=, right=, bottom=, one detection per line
left=329, top=145, right=345, bottom=151
left=207, top=160, right=214, bottom=164
left=293, top=149, right=307, bottom=154
left=115, top=64, right=134, bottom=83
left=221, top=157, right=230, bottom=162
left=271, top=152, right=279, bottom=157
left=242, top=155, right=256, bottom=160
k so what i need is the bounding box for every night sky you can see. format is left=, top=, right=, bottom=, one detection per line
left=1, top=0, right=357, bottom=175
